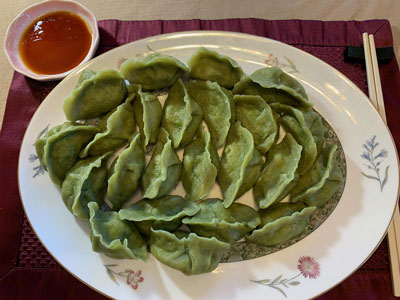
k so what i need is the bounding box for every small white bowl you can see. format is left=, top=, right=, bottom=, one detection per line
left=4, top=0, right=99, bottom=81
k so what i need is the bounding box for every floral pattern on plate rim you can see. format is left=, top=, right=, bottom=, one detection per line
left=361, top=135, right=389, bottom=191
left=251, top=256, right=320, bottom=298
left=29, top=124, right=49, bottom=178
left=264, top=53, right=299, bottom=73
left=103, top=256, right=319, bottom=294
left=105, top=264, right=144, bottom=290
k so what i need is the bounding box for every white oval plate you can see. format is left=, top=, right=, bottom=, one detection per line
left=18, top=31, right=399, bottom=300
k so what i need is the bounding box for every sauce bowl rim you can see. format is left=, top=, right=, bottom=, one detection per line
left=4, top=0, right=100, bottom=81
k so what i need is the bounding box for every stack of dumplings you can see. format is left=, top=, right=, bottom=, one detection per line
left=35, top=47, right=344, bottom=276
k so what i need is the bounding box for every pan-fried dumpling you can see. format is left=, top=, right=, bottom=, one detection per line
left=150, top=229, right=230, bottom=275
left=234, top=94, right=278, bottom=154
left=120, top=53, right=189, bottom=90
left=61, top=152, right=110, bottom=220
left=245, top=204, right=316, bottom=246
left=182, top=126, right=219, bottom=201
left=182, top=198, right=260, bottom=244
left=132, top=84, right=163, bottom=151
left=119, top=195, right=200, bottom=236
left=63, top=69, right=127, bottom=121
left=35, top=122, right=99, bottom=186
left=303, top=110, right=325, bottom=154
left=141, top=128, right=182, bottom=199
left=186, top=80, right=234, bottom=149
left=290, top=144, right=342, bottom=205
left=162, top=79, right=203, bottom=149
left=88, top=202, right=147, bottom=261
left=80, top=88, right=136, bottom=157
left=107, top=133, right=145, bottom=210
left=253, top=133, right=302, bottom=209
left=271, top=103, right=317, bottom=174
left=188, top=47, right=245, bottom=89
left=233, top=67, right=312, bottom=109
left=218, top=121, right=263, bottom=208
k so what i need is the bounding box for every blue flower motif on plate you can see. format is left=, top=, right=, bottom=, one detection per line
left=30, top=124, right=49, bottom=178
left=361, top=135, right=389, bottom=191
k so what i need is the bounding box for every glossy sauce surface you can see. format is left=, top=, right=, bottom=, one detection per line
left=19, top=11, right=92, bottom=75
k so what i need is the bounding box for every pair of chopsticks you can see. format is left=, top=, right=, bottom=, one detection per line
left=363, top=32, right=400, bottom=296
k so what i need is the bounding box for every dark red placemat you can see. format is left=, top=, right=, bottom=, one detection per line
left=1, top=18, right=399, bottom=299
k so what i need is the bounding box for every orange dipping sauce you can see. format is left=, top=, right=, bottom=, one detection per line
left=19, top=11, right=92, bottom=75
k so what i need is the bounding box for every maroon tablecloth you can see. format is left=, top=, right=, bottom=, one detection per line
left=1, top=18, right=400, bottom=299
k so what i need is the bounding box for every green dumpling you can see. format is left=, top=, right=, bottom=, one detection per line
left=182, top=126, right=219, bottom=201
left=303, top=110, right=325, bottom=154
left=233, top=67, right=312, bottom=109
left=88, top=202, right=147, bottom=261
left=188, top=47, right=245, bottom=89
left=234, top=94, right=278, bottom=154
left=141, top=128, right=182, bottom=199
left=107, top=133, right=145, bottom=210
left=80, top=88, right=136, bottom=157
left=257, top=202, right=307, bottom=224
left=233, top=77, right=299, bottom=107
left=253, top=133, right=302, bottom=209
left=120, top=53, right=189, bottom=90
left=186, top=80, right=235, bottom=149
left=150, top=229, right=230, bottom=275
left=183, top=198, right=260, bottom=244
left=290, top=144, right=342, bottom=205
left=63, top=69, right=127, bottom=121
left=271, top=103, right=317, bottom=174
left=218, top=121, right=263, bottom=208
left=77, top=69, right=96, bottom=85
left=301, top=160, right=344, bottom=207
left=132, top=84, right=163, bottom=151
left=61, top=152, right=110, bottom=220
left=119, top=195, right=200, bottom=236
left=35, top=122, right=99, bottom=186
left=245, top=205, right=316, bottom=246
left=162, top=79, right=203, bottom=149
left=274, top=171, right=300, bottom=203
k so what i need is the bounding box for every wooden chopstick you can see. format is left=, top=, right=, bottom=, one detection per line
left=363, top=33, right=379, bottom=109
left=368, top=35, right=387, bottom=120
left=363, top=32, right=400, bottom=296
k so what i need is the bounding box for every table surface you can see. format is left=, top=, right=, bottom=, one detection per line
left=1, top=0, right=400, bottom=130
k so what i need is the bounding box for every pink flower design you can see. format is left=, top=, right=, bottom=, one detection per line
left=265, top=53, right=279, bottom=67
left=117, top=57, right=127, bottom=70
left=252, top=256, right=320, bottom=296
left=105, top=264, right=144, bottom=290
left=264, top=54, right=299, bottom=73
left=297, top=256, right=320, bottom=279
left=126, top=269, right=144, bottom=290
